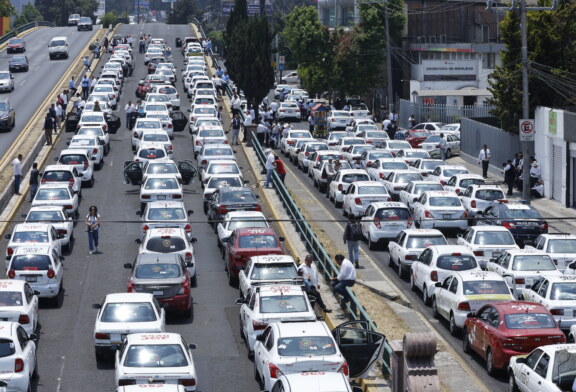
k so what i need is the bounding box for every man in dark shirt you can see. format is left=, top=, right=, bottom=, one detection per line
left=29, top=162, right=40, bottom=202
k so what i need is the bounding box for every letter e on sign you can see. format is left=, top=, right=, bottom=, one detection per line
left=519, top=119, right=535, bottom=142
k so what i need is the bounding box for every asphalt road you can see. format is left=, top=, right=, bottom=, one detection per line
left=0, top=23, right=260, bottom=392
left=281, top=119, right=508, bottom=392
left=0, top=26, right=99, bottom=157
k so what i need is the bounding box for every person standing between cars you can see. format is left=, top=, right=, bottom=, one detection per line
left=274, top=155, right=286, bottom=184
left=331, top=254, right=356, bottom=303
left=29, top=162, right=39, bottom=202
left=83, top=55, right=90, bottom=71
left=231, top=113, right=242, bottom=146
left=308, top=112, right=315, bottom=134
left=125, top=100, right=136, bottom=129
left=93, top=101, right=102, bottom=112
left=270, top=100, right=278, bottom=121
left=343, top=217, right=362, bottom=268
left=503, top=160, right=515, bottom=196
left=69, top=77, right=77, bottom=96
left=81, top=75, right=90, bottom=99
left=86, top=206, right=101, bottom=255
left=299, top=255, right=332, bottom=313
left=438, top=133, right=448, bottom=160
left=43, top=111, right=54, bottom=145
left=478, top=144, right=491, bottom=178
left=59, top=90, right=68, bottom=111
left=139, top=36, right=145, bottom=54
left=102, top=36, right=109, bottom=53
left=90, top=76, right=97, bottom=93
left=271, top=121, right=280, bottom=149
left=54, top=101, right=63, bottom=130
left=12, top=154, right=22, bottom=195
left=408, top=114, right=416, bottom=128
left=49, top=104, right=58, bottom=134
left=264, top=148, right=275, bottom=189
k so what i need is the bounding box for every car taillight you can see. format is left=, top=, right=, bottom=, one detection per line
left=184, top=224, right=191, bottom=233
left=407, top=217, right=413, bottom=228
left=430, top=270, right=438, bottom=282
left=355, top=197, right=362, bottom=205
left=178, top=277, right=190, bottom=295
left=457, top=302, right=471, bottom=311
left=255, top=204, right=262, bottom=212
left=295, top=149, right=301, bottom=154
left=47, top=269, right=55, bottom=279
left=252, top=320, right=268, bottom=331
left=179, top=379, right=196, bottom=387
left=41, top=179, right=46, bottom=184
left=7, top=247, right=14, bottom=256
left=168, top=124, right=173, bottom=128
left=550, top=309, right=564, bottom=316
left=305, top=151, right=310, bottom=156
left=143, top=224, right=150, bottom=232
left=195, top=140, right=200, bottom=145
left=14, top=358, right=24, bottom=373
left=440, top=180, right=445, bottom=185
left=7, top=269, right=15, bottom=279
left=366, top=140, right=373, bottom=144
left=127, top=280, right=135, bottom=292
left=473, top=251, right=484, bottom=256
left=455, top=189, right=460, bottom=195
left=471, top=200, right=476, bottom=208
left=84, top=162, right=89, bottom=170
left=64, top=205, right=73, bottom=210
left=338, top=361, right=349, bottom=376
left=95, top=332, right=110, bottom=339
left=338, top=184, right=343, bottom=191
left=405, top=255, right=414, bottom=260
left=141, top=195, right=151, bottom=199
left=394, top=186, right=402, bottom=191
left=462, top=211, right=468, bottom=218
left=287, top=140, right=295, bottom=145
left=425, top=210, right=431, bottom=218
left=379, top=172, right=384, bottom=179
left=69, top=178, right=75, bottom=186
left=541, top=223, right=548, bottom=231
left=135, top=159, right=140, bottom=162
left=218, top=206, right=228, bottom=214
left=118, top=380, right=136, bottom=386
left=268, top=363, right=283, bottom=379
left=103, top=124, right=107, bottom=130
left=503, top=222, right=516, bottom=229
left=224, top=140, right=228, bottom=144
left=18, top=315, right=29, bottom=324
left=515, top=278, right=525, bottom=285
left=185, top=252, right=193, bottom=262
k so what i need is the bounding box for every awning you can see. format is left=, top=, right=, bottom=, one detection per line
left=413, top=87, right=492, bottom=97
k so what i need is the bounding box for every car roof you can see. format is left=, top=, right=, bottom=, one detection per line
left=258, top=285, right=305, bottom=296
left=146, top=228, right=187, bottom=237
left=452, top=270, right=505, bottom=282
left=60, top=149, right=89, bottom=156
left=539, top=275, right=576, bottom=283
left=275, top=320, right=330, bottom=337
left=126, top=333, right=182, bottom=345
left=402, top=229, right=444, bottom=235
left=13, top=223, right=51, bottom=231
left=13, top=244, right=53, bottom=255
left=424, top=190, right=459, bottom=197
left=44, top=164, right=76, bottom=172
left=28, top=206, right=66, bottom=212
left=504, top=248, right=551, bottom=256
left=0, top=322, right=17, bottom=338
left=218, top=186, right=252, bottom=193
left=249, top=255, right=295, bottom=264
left=467, top=184, right=503, bottom=190
left=137, top=253, right=182, bottom=264
left=538, top=233, right=576, bottom=239
left=235, top=227, right=277, bottom=235
left=338, top=169, right=368, bottom=175
left=104, top=292, right=155, bottom=303
left=370, top=202, right=408, bottom=209
left=469, top=226, right=512, bottom=232
left=409, top=180, right=442, bottom=186
left=490, top=301, right=549, bottom=314
left=225, top=211, right=266, bottom=219
left=0, top=280, right=26, bottom=290
left=146, top=201, right=185, bottom=208
left=37, top=183, right=71, bottom=189
left=441, top=165, right=469, bottom=171
left=426, top=245, right=473, bottom=255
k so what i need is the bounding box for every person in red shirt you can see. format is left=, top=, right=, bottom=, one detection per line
left=274, top=155, right=286, bottom=184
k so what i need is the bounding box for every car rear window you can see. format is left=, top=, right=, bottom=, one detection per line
left=199, top=129, right=224, bottom=137
left=0, top=339, right=15, bottom=358
left=369, top=152, right=393, bottom=159
left=444, top=169, right=469, bottom=178
left=463, top=281, right=510, bottom=295
left=228, top=219, right=267, bottom=231
left=11, top=255, right=52, bottom=270
left=503, top=208, right=542, bottom=219
left=146, top=237, right=186, bottom=253
left=459, top=178, right=484, bottom=188
left=144, top=178, right=178, bottom=190
left=475, top=189, right=504, bottom=200
left=260, top=295, right=308, bottom=313
left=375, top=208, right=410, bottom=220
left=159, top=87, right=177, bottom=94
left=429, top=197, right=461, bottom=207
left=35, top=188, right=69, bottom=200
left=550, top=283, right=576, bottom=300
left=12, top=231, right=48, bottom=243
left=208, top=177, right=242, bottom=188
left=208, top=164, right=239, bottom=174
left=250, top=263, right=297, bottom=280
left=547, top=239, right=576, bottom=253
left=205, top=148, right=233, bottom=156
left=147, top=208, right=186, bottom=220
left=139, top=149, right=166, bottom=159
left=504, top=313, right=556, bottom=329
left=142, top=134, right=169, bottom=143
left=342, top=174, right=369, bottom=183
left=406, top=236, right=447, bottom=248
left=0, top=292, right=23, bottom=307
left=27, top=211, right=63, bottom=222
left=414, top=184, right=444, bottom=193
left=135, top=263, right=182, bottom=279
left=474, top=231, right=515, bottom=245
left=239, top=235, right=278, bottom=248
left=146, top=163, right=177, bottom=175
left=277, top=337, right=336, bottom=357
left=124, top=344, right=188, bottom=367
left=396, top=173, right=423, bottom=183
left=60, top=155, right=86, bottom=164
left=422, top=161, right=445, bottom=170
left=436, top=255, right=477, bottom=271
left=512, top=256, right=556, bottom=271
left=136, top=121, right=162, bottom=129
left=81, top=115, right=103, bottom=123
left=344, top=139, right=365, bottom=145
left=101, top=302, right=157, bottom=322
left=43, top=171, right=72, bottom=182
left=358, top=186, right=387, bottom=195
left=290, top=132, right=312, bottom=139
left=382, top=162, right=408, bottom=170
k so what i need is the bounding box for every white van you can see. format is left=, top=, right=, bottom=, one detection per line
left=48, top=36, right=69, bottom=60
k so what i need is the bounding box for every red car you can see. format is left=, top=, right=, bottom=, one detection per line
left=224, top=228, right=284, bottom=286
left=463, top=301, right=566, bottom=375
left=7, top=38, right=25, bottom=53
left=406, top=130, right=432, bottom=148
left=135, top=78, right=165, bottom=99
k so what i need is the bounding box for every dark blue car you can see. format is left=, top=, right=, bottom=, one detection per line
left=8, top=56, right=28, bottom=72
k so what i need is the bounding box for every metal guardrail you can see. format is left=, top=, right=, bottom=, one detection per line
left=0, top=21, right=54, bottom=46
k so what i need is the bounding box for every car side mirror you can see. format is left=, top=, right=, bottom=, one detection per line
left=29, top=334, right=38, bottom=342
left=33, top=291, right=40, bottom=296
left=135, top=239, right=142, bottom=244
left=5, top=233, right=11, bottom=239
left=256, top=334, right=265, bottom=342
left=186, top=261, right=194, bottom=268
left=515, top=357, right=526, bottom=364
left=190, top=238, right=197, bottom=243
left=123, top=263, right=133, bottom=269
left=20, top=214, right=26, bottom=218
left=456, top=233, right=462, bottom=238
left=136, top=211, right=142, bottom=216
left=187, top=209, right=194, bottom=215
left=91, top=156, right=97, bottom=161
left=235, top=298, right=245, bottom=305
left=54, top=157, right=59, bottom=161
left=188, top=343, right=197, bottom=350
left=435, top=282, right=442, bottom=288
left=279, top=237, right=285, bottom=242
left=92, top=303, right=102, bottom=309
left=466, top=312, right=476, bottom=318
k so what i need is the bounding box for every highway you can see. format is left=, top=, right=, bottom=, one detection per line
left=0, top=23, right=261, bottom=392
left=0, top=26, right=99, bottom=157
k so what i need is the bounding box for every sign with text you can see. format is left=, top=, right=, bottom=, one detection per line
left=519, top=119, right=535, bottom=142
left=221, top=3, right=272, bottom=15
left=422, top=60, right=476, bottom=81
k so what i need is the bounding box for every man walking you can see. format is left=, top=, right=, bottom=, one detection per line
left=29, top=162, right=39, bottom=202
left=274, top=155, right=286, bottom=184
left=503, top=160, right=515, bottom=196
left=230, top=113, right=242, bottom=146
left=125, top=101, right=136, bottom=128
left=231, top=94, right=241, bottom=117
left=308, top=112, right=315, bottom=134
left=331, top=254, right=356, bottom=304
left=298, top=255, right=332, bottom=313
left=438, top=133, right=448, bottom=160
left=69, top=77, right=77, bottom=96
left=81, top=75, right=90, bottom=99
left=12, top=154, right=22, bottom=195
left=478, top=144, right=491, bottom=178
left=343, top=217, right=362, bottom=268
left=264, top=148, right=275, bottom=189
left=43, top=111, right=54, bottom=145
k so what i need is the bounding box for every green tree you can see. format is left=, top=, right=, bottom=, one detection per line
left=0, top=0, right=15, bottom=17
left=100, top=11, right=117, bottom=27
left=223, top=0, right=248, bottom=80
left=167, top=0, right=196, bottom=24
left=14, top=3, right=43, bottom=27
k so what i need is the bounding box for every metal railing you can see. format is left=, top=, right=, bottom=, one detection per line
left=0, top=21, right=54, bottom=46
left=398, top=99, right=496, bottom=129
left=192, top=19, right=394, bottom=378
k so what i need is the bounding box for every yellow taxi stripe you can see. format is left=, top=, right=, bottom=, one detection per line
left=465, top=294, right=514, bottom=301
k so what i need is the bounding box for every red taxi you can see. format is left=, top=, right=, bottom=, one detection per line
left=406, top=130, right=432, bottom=148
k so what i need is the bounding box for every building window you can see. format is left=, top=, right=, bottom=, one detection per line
left=323, top=8, right=335, bottom=27
left=482, top=53, right=496, bottom=69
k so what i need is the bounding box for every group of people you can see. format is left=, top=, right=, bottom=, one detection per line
left=502, top=152, right=543, bottom=198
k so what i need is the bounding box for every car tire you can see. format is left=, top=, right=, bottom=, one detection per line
left=254, top=362, right=262, bottom=387
left=422, top=285, right=431, bottom=305
left=191, top=274, right=197, bottom=288
left=486, top=348, right=496, bottom=376
left=462, top=328, right=472, bottom=354
left=449, top=312, right=460, bottom=336
left=432, top=297, right=439, bottom=318
left=410, top=273, right=417, bottom=292
left=25, top=66, right=28, bottom=72
left=89, top=176, right=95, bottom=188
left=368, top=236, right=378, bottom=250
left=182, top=304, right=192, bottom=318
left=32, top=354, right=38, bottom=379
left=227, top=267, right=237, bottom=287
left=335, top=200, right=342, bottom=208
left=446, top=149, right=452, bottom=159
left=398, top=265, right=407, bottom=279
left=508, top=372, right=519, bottom=392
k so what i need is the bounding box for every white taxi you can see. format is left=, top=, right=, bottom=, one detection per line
left=4, top=223, right=62, bottom=265
left=486, top=249, right=562, bottom=300
left=327, top=169, right=370, bottom=208
left=77, top=125, right=110, bottom=155
left=199, top=160, right=242, bottom=187
left=443, top=174, right=486, bottom=195
left=459, top=184, right=506, bottom=219
left=238, top=285, right=317, bottom=358
left=134, top=130, right=173, bottom=157
left=7, top=245, right=63, bottom=306
left=268, top=372, right=352, bottom=392
left=56, top=148, right=95, bottom=187
left=0, top=280, right=38, bottom=336
left=523, top=275, right=576, bottom=332
left=119, top=386, right=186, bottom=392
left=412, top=191, right=468, bottom=231
left=410, top=159, right=446, bottom=178
left=134, top=143, right=170, bottom=165
left=202, top=175, right=245, bottom=213
left=68, top=134, right=104, bottom=170
left=31, top=183, right=79, bottom=218
left=381, top=170, right=424, bottom=200
left=93, top=293, right=165, bottom=360
left=140, top=174, right=183, bottom=206
left=531, top=233, right=576, bottom=272
left=366, top=158, right=410, bottom=182
left=388, top=229, right=448, bottom=279
left=410, top=245, right=480, bottom=305
left=115, top=333, right=197, bottom=391
left=189, top=116, right=219, bottom=134
left=394, top=149, right=432, bottom=165
left=192, top=125, right=228, bottom=157
left=398, top=180, right=444, bottom=211
left=456, top=226, right=519, bottom=269
left=432, top=271, right=513, bottom=335
left=23, top=207, right=73, bottom=253
left=216, top=211, right=269, bottom=250
left=196, top=144, right=235, bottom=171
left=279, top=130, right=313, bottom=156
left=132, top=118, right=164, bottom=149
left=40, top=164, right=82, bottom=196
left=428, top=166, right=470, bottom=187
left=140, top=201, right=194, bottom=241
left=342, top=181, right=391, bottom=218
left=238, top=255, right=299, bottom=299
left=360, top=202, right=412, bottom=250
left=0, top=322, right=37, bottom=392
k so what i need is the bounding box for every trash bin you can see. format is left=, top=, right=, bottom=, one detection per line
left=65, top=111, right=79, bottom=133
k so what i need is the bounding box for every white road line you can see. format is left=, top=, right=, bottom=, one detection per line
left=109, top=156, right=114, bottom=167
left=17, top=79, right=26, bottom=86
left=55, top=355, right=65, bottom=392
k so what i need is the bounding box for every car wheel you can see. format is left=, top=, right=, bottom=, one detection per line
left=368, top=236, right=378, bottom=250
left=446, top=149, right=452, bottom=159
left=32, top=354, right=38, bottom=379
left=335, top=200, right=342, bottom=208
left=432, top=297, right=439, bottom=318
left=508, top=372, right=519, bottom=392
left=343, top=208, right=348, bottom=217
left=462, top=328, right=472, bottom=354
left=182, top=304, right=192, bottom=318
left=568, top=334, right=575, bottom=344
left=254, top=362, right=261, bottom=386
left=486, top=348, right=496, bottom=376
left=410, top=273, right=417, bottom=292
left=89, top=176, right=95, bottom=188
left=190, top=274, right=197, bottom=288
left=422, top=285, right=431, bottom=305
left=398, top=264, right=407, bottom=279
left=227, top=268, right=238, bottom=287
left=449, top=312, right=460, bottom=336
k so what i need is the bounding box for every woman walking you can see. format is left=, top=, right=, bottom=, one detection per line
left=85, top=206, right=101, bottom=255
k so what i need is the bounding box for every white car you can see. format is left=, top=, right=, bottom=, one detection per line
left=311, top=160, right=351, bottom=193
left=443, top=174, right=485, bottom=195
left=216, top=211, right=268, bottom=250
left=132, top=118, right=165, bottom=149
left=139, top=159, right=183, bottom=184
left=410, top=159, right=446, bottom=178
left=358, top=149, right=393, bottom=168
left=4, top=224, right=62, bottom=265
left=0, top=280, right=39, bottom=336
left=56, top=149, right=95, bottom=187
left=137, top=228, right=197, bottom=285
left=381, top=170, right=424, bottom=200
left=395, top=149, right=432, bottom=165
left=388, top=229, right=447, bottom=279
left=192, top=126, right=227, bottom=157
left=134, top=143, right=170, bottom=165
left=459, top=184, right=505, bottom=218
left=7, top=244, right=63, bottom=305
left=366, top=159, right=410, bottom=182
left=77, top=125, right=110, bottom=154
left=31, top=183, right=79, bottom=221
left=412, top=190, right=468, bottom=231
left=420, top=134, right=461, bottom=159
left=348, top=124, right=378, bottom=138
left=325, top=131, right=349, bottom=148
left=144, top=103, right=173, bottom=136
left=327, top=111, right=352, bottom=131
left=432, top=271, right=513, bottom=335
left=0, top=71, right=14, bottom=92
left=40, top=164, right=82, bottom=196
left=0, top=322, right=37, bottom=392
left=333, top=137, right=366, bottom=154
left=411, top=122, right=444, bottom=132
left=357, top=130, right=389, bottom=145
left=342, top=181, right=391, bottom=218
left=68, top=134, right=104, bottom=169
left=189, top=117, right=220, bottom=134
left=531, top=233, right=576, bottom=272
left=410, top=245, right=481, bottom=305
left=398, top=180, right=444, bottom=210
left=77, top=112, right=110, bottom=136
left=191, top=95, right=217, bottom=110
left=428, top=166, right=470, bottom=187
left=268, top=372, right=353, bottom=392
left=288, top=139, right=315, bottom=164
left=93, top=293, right=166, bottom=360
left=238, top=255, right=299, bottom=299
left=200, top=160, right=242, bottom=187
left=296, top=141, right=329, bottom=172
left=436, top=123, right=460, bottom=136
left=523, top=275, right=576, bottom=332
left=146, top=93, right=174, bottom=112
left=84, top=100, right=112, bottom=115
left=280, top=130, right=313, bottom=156
left=345, top=119, right=374, bottom=134
left=197, top=143, right=235, bottom=171
left=135, top=130, right=173, bottom=156
left=238, top=285, right=316, bottom=358
left=188, top=105, right=218, bottom=129
left=150, top=84, right=180, bottom=109
left=91, top=84, right=118, bottom=108
left=377, top=140, right=412, bottom=155
left=140, top=201, right=194, bottom=241
left=360, top=202, right=411, bottom=250
left=456, top=226, right=519, bottom=269
left=140, top=174, right=183, bottom=205
left=341, top=144, right=375, bottom=163
left=328, top=169, right=370, bottom=207
left=115, top=333, right=198, bottom=391
left=486, top=249, right=562, bottom=299
left=22, top=206, right=74, bottom=252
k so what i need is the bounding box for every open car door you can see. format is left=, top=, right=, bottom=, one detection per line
left=106, top=113, right=121, bottom=134
left=123, top=161, right=143, bottom=185
left=171, top=111, right=188, bottom=132
left=177, top=160, right=198, bottom=185
left=332, top=321, right=385, bottom=378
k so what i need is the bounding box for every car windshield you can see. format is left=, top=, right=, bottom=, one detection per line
left=375, top=208, right=410, bottom=220
left=512, top=256, right=556, bottom=271
left=221, top=190, right=256, bottom=203
left=503, top=207, right=542, bottom=219
left=146, top=163, right=177, bottom=175
left=135, top=263, right=182, bottom=279
left=101, top=302, right=157, bottom=322
left=81, top=115, right=103, bottom=123
left=27, top=211, right=63, bottom=222
left=250, top=263, right=297, bottom=280
left=144, top=178, right=178, bottom=189
left=382, top=162, right=408, bottom=170
left=139, top=149, right=166, bottom=159
left=396, top=173, right=423, bottom=183
left=547, top=239, right=576, bottom=253
left=414, top=184, right=443, bottom=193
left=429, top=197, right=461, bottom=207
left=358, top=186, right=387, bottom=195
left=35, top=188, right=69, bottom=200
left=344, top=139, right=365, bottom=146
left=342, top=174, right=369, bottom=183
left=239, top=235, right=278, bottom=248
left=0, top=73, right=10, bottom=79
left=124, top=344, right=188, bottom=367
left=436, top=255, right=477, bottom=271
left=550, top=283, right=576, bottom=300
left=60, top=154, right=86, bottom=164
left=159, top=86, right=177, bottom=94
left=0, top=102, right=8, bottom=111
left=463, top=281, right=510, bottom=295
left=475, top=189, right=504, bottom=200
left=406, top=236, right=447, bottom=248
left=205, top=148, right=233, bottom=156
left=474, top=231, right=515, bottom=245
left=277, top=336, right=336, bottom=357
left=142, top=134, right=169, bottom=142
left=9, top=39, right=22, bottom=44
left=0, top=339, right=15, bottom=358
left=260, top=295, right=308, bottom=313
left=11, top=255, right=51, bottom=270
left=228, top=219, right=267, bottom=231
left=43, top=171, right=72, bottom=182
left=199, top=129, right=224, bottom=137
left=137, top=121, right=161, bottom=129
left=369, top=152, right=393, bottom=159
left=329, top=133, right=347, bottom=141
left=50, top=40, right=65, bottom=47
left=208, top=177, right=242, bottom=188
left=146, top=237, right=186, bottom=253
left=147, top=208, right=186, bottom=220
left=504, top=313, right=556, bottom=329
left=78, top=128, right=102, bottom=136
left=422, top=161, right=444, bottom=170
left=208, top=164, right=239, bottom=174
left=71, top=139, right=96, bottom=147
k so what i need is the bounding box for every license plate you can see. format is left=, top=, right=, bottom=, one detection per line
left=443, top=214, right=451, bottom=219
left=157, top=195, right=166, bottom=200
left=25, top=276, right=36, bottom=282
left=0, top=318, right=8, bottom=321
left=152, top=291, right=163, bottom=296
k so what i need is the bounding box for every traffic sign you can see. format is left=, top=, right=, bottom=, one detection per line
left=278, top=56, right=285, bottom=65
left=519, top=119, right=535, bottom=141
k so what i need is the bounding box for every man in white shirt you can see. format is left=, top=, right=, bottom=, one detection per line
left=270, top=101, right=278, bottom=121
left=438, top=133, right=448, bottom=160
left=331, top=254, right=356, bottom=303
left=298, top=255, right=332, bottom=313
left=12, top=154, right=22, bottom=195
left=264, top=148, right=275, bottom=188
left=531, top=180, right=544, bottom=198
left=478, top=144, right=491, bottom=178
left=231, top=94, right=241, bottom=116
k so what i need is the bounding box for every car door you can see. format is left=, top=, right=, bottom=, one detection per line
left=361, top=206, right=374, bottom=236
left=515, top=349, right=544, bottom=392
left=171, top=111, right=188, bottom=132
left=343, top=184, right=355, bottom=210
left=474, top=306, right=495, bottom=355
left=106, top=113, right=121, bottom=134
left=255, top=326, right=274, bottom=377
left=123, top=161, right=143, bottom=185
left=527, top=352, right=550, bottom=392
left=177, top=160, right=197, bottom=185
left=240, top=290, right=254, bottom=334
left=413, top=193, right=426, bottom=221
left=24, top=283, right=38, bottom=323
left=524, top=279, right=542, bottom=303
left=332, top=321, right=385, bottom=378
left=414, top=248, right=432, bottom=288
left=436, top=276, right=452, bottom=317
left=16, top=326, right=34, bottom=370
left=239, top=259, right=252, bottom=296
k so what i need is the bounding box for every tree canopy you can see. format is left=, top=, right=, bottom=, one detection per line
left=36, top=0, right=98, bottom=25
left=166, top=0, right=197, bottom=24
left=14, top=3, right=42, bottom=27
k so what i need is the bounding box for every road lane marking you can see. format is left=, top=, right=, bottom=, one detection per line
left=17, top=79, right=26, bottom=86
left=56, top=355, right=65, bottom=392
